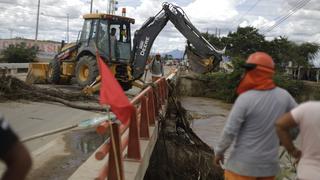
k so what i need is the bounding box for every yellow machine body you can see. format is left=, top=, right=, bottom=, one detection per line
left=62, top=62, right=75, bottom=76
left=26, top=62, right=49, bottom=84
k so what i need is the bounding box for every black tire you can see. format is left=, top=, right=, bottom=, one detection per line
left=75, top=55, right=99, bottom=87
left=48, top=59, right=61, bottom=84
left=119, top=81, right=132, bottom=91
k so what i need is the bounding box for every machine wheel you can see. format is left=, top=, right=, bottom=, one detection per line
left=48, top=59, right=61, bottom=84
left=119, top=81, right=132, bottom=91
left=75, top=55, right=99, bottom=87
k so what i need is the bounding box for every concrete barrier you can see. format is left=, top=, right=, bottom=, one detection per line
left=0, top=63, right=29, bottom=74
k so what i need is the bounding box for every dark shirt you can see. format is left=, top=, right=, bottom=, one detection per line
left=0, top=114, right=18, bottom=157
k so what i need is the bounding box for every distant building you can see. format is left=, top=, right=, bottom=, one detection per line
left=0, top=38, right=61, bottom=61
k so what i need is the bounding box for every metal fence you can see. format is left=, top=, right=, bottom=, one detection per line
left=93, top=71, right=176, bottom=180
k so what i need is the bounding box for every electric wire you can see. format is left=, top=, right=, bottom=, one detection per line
left=261, top=0, right=310, bottom=34
left=234, top=0, right=262, bottom=27
left=260, top=0, right=311, bottom=34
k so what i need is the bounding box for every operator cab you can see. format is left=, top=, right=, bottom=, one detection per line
left=81, top=14, right=135, bottom=63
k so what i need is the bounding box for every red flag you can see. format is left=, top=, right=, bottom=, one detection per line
left=97, top=54, right=133, bottom=125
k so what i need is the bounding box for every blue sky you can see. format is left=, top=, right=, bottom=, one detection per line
left=0, top=0, right=319, bottom=56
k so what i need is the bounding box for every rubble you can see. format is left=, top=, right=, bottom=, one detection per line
left=144, top=83, right=224, bottom=180
left=0, top=74, right=104, bottom=111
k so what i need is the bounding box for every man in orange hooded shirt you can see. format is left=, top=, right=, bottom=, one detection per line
left=214, top=52, right=297, bottom=180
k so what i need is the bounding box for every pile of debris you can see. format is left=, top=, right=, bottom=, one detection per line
left=0, top=75, right=104, bottom=111
left=144, top=84, right=223, bottom=180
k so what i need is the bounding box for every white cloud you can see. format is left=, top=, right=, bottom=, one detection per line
left=0, top=0, right=319, bottom=52
left=184, top=0, right=238, bottom=22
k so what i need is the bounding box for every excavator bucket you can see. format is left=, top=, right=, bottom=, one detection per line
left=26, top=62, right=49, bottom=84
left=186, top=48, right=215, bottom=74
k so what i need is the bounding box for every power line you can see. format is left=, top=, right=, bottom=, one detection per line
left=261, top=0, right=310, bottom=33
left=234, top=0, right=262, bottom=27
left=260, top=0, right=311, bottom=34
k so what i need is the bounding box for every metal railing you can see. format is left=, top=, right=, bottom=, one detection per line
left=94, top=73, right=174, bottom=180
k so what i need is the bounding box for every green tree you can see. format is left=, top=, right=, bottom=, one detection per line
left=200, top=27, right=319, bottom=69
left=267, top=36, right=296, bottom=70
left=1, top=42, right=38, bottom=63
left=164, top=54, right=173, bottom=60
left=225, top=26, right=267, bottom=58
left=267, top=37, right=319, bottom=69
left=202, top=31, right=225, bottom=49
left=296, top=42, right=319, bottom=67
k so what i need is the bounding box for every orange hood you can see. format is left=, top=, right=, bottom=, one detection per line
left=236, top=66, right=276, bottom=95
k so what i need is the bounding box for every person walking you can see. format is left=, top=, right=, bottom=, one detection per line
left=276, top=101, right=320, bottom=179
left=149, top=53, right=164, bottom=82
left=214, top=52, right=297, bottom=180
left=0, top=113, right=32, bottom=180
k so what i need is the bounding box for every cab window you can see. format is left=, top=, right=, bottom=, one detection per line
left=80, top=20, right=91, bottom=42
left=98, top=20, right=109, bottom=56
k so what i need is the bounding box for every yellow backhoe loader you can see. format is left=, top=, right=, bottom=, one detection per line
left=26, top=3, right=224, bottom=95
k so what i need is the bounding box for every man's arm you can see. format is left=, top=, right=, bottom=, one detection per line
left=275, top=112, right=301, bottom=159
left=214, top=96, right=246, bottom=167
left=0, top=116, right=32, bottom=180
left=214, top=132, right=235, bottom=167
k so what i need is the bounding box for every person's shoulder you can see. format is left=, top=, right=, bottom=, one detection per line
left=272, top=87, right=293, bottom=97
left=297, top=101, right=320, bottom=110
left=235, top=92, right=253, bottom=105
left=238, top=87, right=290, bottom=100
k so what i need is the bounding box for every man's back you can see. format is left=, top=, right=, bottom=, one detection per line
left=225, top=87, right=296, bottom=176
left=149, top=59, right=163, bottom=76
left=291, top=101, right=320, bottom=178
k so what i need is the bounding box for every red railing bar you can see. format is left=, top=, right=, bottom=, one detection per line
left=95, top=76, right=172, bottom=179
left=107, top=123, right=124, bottom=180
left=95, top=132, right=129, bottom=160
left=95, top=134, right=129, bottom=180
left=126, top=107, right=141, bottom=160
left=96, top=121, right=129, bottom=136
left=140, top=96, right=150, bottom=138
left=131, top=86, right=151, bottom=104
left=148, top=89, right=155, bottom=125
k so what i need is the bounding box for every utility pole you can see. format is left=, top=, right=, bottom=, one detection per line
left=90, top=0, right=93, bottom=13
left=9, top=28, right=13, bottom=39
left=35, top=0, right=40, bottom=42
left=67, top=13, right=69, bottom=43
left=108, top=0, right=117, bottom=15
left=215, top=27, right=217, bottom=37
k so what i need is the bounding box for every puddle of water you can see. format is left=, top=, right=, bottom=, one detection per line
left=27, top=129, right=108, bottom=180
left=67, top=129, right=107, bottom=154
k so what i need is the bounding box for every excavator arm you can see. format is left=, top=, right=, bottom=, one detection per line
left=131, top=2, right=225, bottom=79
left=83, top=3, right=225, bottom=95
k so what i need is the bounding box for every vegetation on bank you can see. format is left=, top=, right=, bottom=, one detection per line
left=195, top=26, right=319, bottom=103
left=200, top=70, right=305, bottom=103
left=202, top=26, right=319, bottom=69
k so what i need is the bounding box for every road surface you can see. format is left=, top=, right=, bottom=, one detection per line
left=0, top=65, right=174, bottom=179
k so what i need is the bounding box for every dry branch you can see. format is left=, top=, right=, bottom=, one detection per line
left=0, top=75, right=104, bottom=111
